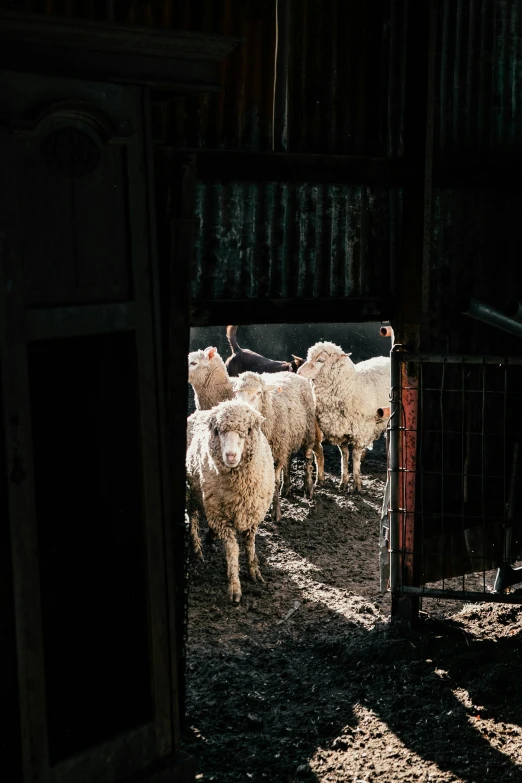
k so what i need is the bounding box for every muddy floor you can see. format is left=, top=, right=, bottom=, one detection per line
left=184, top=439, right=522, bottom=783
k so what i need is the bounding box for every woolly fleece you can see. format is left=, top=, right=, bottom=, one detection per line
left=232, top=370, right=317, bottom=520
left=186, top=400, right=275, bottom=602
left=300, top=341, right=390, bottom=490
left=188, top=347, right=234, bottom=410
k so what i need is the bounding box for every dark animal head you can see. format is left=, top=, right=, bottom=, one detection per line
left=291, top=354, right=305, bottom=372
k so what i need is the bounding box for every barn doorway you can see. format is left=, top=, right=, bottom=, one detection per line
left=184, top=321, right=393, bottom=777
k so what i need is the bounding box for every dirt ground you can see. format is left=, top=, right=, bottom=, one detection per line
left=183, top=439, right=522, bottom=783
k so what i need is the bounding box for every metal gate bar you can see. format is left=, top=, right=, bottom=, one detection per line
left=389, top=350, right=522, bottom=604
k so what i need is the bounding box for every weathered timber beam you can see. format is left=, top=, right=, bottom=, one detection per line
left=190, top=297, right=394, bottom=326
left=157, top=147, right=414, bottom=186
left=433, top=159, right=522, bottom=191
left=0, top=10, right=240, bottom=89
left=157, top=148, right=517, bottom=190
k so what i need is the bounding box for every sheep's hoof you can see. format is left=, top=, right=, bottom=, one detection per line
left=271, top=506, right=282, bottom=523
left=228, top=583, right=242, bottom=603
left=249, top=567, right=265, bottom=584
left=339, top=482, right=349, bottom=493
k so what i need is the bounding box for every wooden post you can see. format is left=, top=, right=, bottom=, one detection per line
left=390, top=0, right=438, bottom=624
left=165, top=153, right=197, bottom=735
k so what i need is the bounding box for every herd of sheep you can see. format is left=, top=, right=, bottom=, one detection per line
left=186, top=326, right=391, bottom=603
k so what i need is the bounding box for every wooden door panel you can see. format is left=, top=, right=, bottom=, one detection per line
left=13, top=115, right=133, bottom=305
left=0, top=73, right=173, bottom=783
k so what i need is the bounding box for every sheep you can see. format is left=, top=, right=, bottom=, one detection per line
left=186, top=399, right=275, bottom=602
left=297, top=341, right=390, bottom=493
left=188, top=346, right=234, bottom=410
left=232, top=370, right=318, bottom=522
left=225, top=325, right=294, bottom=376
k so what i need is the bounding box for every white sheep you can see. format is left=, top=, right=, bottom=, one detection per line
left=297, top=341, right=390, bottom=493
left=232, top=370, right=318, bottom=522
left=188, top=346, right=234, bottom=410
left=186, top=399, right=275, bottom=602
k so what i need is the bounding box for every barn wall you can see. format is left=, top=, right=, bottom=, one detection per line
left=7, top=1, right=521, bottom=348
left=425, top=0, right=522, bottom=355
left=435, top=0, right=522, bottom=161
left=1, top=0, right=278, bottom=150
left=1, top=0, right=408, bottom=313
left=193, top=182, right=396, bottom=302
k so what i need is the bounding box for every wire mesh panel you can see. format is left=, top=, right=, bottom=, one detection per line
left=389, top=351, right=522, bottom=605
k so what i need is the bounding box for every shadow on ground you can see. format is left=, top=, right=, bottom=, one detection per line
left=185, top=444, right=522, bottom=782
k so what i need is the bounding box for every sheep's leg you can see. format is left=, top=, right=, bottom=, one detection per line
left=271, top=463, right=283, bottom=522
left=339, top=442, right=350, bottom=491
left=190, top=509, right=204, bottom=561
left=352, top=446, right=365, bottom=493
left=281, top=456, right=292, bottom=497
left=313, top=422, right=325, bottom=484
left=243, top=528, right=264, bottom=583
left=304, top=446, right=314, bottom=499
left=221, top=526, right=241, bottom=602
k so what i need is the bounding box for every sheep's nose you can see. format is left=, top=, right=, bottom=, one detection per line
left=225, top=451, right=238, bottom=463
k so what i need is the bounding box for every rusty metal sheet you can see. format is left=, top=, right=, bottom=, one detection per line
left=426, top=188, right=522, bottom=355
left=436, top=0, right=522, bottom=160
left=192, top=181, right=396, bottom=302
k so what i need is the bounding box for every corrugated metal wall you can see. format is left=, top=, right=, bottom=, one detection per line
left=275, top=0, right=403, bottom=156
left=427, top=187, right=522, bottom=353
left=436, top=0, right=522, bottom=160
left=427, top=0, right=522, bottom=353
left=193, top=182, right=394, bottom=301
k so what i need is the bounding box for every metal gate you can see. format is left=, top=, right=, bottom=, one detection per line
left=389, top=349, right=522, bottom=606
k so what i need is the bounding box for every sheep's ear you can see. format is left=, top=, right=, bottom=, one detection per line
left=264, top=383, right=278, bottom=392
left=292, top=354, right=303, bottom=361
left=205, top=346, right=217, bottom=360
left=341, top=352, right=352, bottom=358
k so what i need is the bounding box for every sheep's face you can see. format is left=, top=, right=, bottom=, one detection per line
left=297, top=344, right=352, bottom=380
left=207, top=402, right=265, bottom=470
left=217, top=429, right=245, bottom=468
left=233, top=374, right=278, bottom=412
left=297, top=352, right=328, bottom=380
left=188, top=346, right=218, bottom=383
left=234, top=382, right=264, bottom=411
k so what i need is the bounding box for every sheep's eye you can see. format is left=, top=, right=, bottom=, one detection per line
left=213, top=428, right=219, bottom=437
left=257, top=390, right=262, bottom=395
left=248, top=427, right=252, bottom=435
